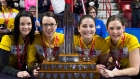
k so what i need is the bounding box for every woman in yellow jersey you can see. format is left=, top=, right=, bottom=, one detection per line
left=74, top=15, right=110, bottom=71
left=26, top=11, right=64, bottom=77
left=100, top=15, right=140, bottom=79
left=0, top=0, right=19, bottom=40
left=0, top=10, right=35, bottom=78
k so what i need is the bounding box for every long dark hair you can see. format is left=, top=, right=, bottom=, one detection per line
left=14, top=10, right=35, bottom=45
left=74, top=15, right=95, bottom=35
left=0, top=0, right=15, bottom=11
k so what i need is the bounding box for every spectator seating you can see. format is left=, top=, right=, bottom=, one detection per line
left=122, top=2, right=132, bottom=27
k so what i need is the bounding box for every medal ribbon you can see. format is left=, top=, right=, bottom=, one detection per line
left=41, top=36, right=59, bottom=58
left=17, top=37, right=29, bottom=70
left=79, top=37, right=95, bottom=57
left=111, top=35, right=125, bottom=69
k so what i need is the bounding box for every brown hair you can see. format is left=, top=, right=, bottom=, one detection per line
left=106, top=15, right=125, bottom=28
left=86, top=6, right=97, bottom=15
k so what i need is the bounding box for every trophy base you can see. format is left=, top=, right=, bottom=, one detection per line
left=59, top=53, right=79, bottom=62
left=38, top=58, right=99, bottom=79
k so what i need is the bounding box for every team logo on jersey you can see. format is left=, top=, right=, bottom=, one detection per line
left=11, top=45, right=24, bottom=54
left=110, top=47, right=128, bottom=58
left=75, top=46, right=101, bottom=57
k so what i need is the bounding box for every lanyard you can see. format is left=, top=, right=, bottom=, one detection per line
left=2, top=9, right=12, bottom=24
left=41, top=36, right=59, bottom=58
left=111, top=36, right=125, bottom=69
left=79, top=37, right=95, bottom=57
left=16, top=37, right=29, bottom=70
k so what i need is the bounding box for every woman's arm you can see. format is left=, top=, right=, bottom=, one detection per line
left=102, top=48, right=140, bottom=78
left=111, top=48, right=140, bottom=76
left=0, top=48, right=20, bottom=76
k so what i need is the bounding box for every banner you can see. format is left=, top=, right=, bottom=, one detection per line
left=51, top=0, right=65, bottom=14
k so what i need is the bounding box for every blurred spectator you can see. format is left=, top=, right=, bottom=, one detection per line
left=87, top=6, right=106, bottom=38
left=0, top=0, right=19, bottom=40
left=38, top=0, right=51, bottom=14
left=73, top=0, right=83, bottom=27
left=130, top=0, right=140, bottom=28
left=19, top=0, right=26, bottom=11
left=24, top=0, right=36, bottom=11
left=85, top=0, right=99, bottom=10
left=12, top=0, right=19, bottom=10
left=29, top=6, right=42, bottom=33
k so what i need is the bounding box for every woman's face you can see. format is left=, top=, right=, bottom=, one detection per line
left=19, top=17, right=32, bottom=38
left=78, top=18, right=96, bottom=39
left=29, top=8, right=36, bottom=17
left=0, top=0, right=7, bottom=7
left=107, top=20, right=125, bottom=42
left=89, top=8, right=96, bottom=18
left=42, top=16, right=57, bottom=38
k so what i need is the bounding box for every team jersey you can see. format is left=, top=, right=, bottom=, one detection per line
left=27, top=32, right=64, bottom=71
left=0, top=35, right=30, bottom=69
left=106, top=33, right=140, bottom=68
left=74, top=35, right=110, bottom=62
left=0, top=7, right=19, bottom=31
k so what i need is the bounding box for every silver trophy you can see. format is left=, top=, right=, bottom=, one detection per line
left=83, top=52, right=91, bottom=61
left=83, top=64, right=89, bottom=70
left=44, top=64, right=48, bottom=69
left=59, top=4, right=79, bottom=62
left=39, top=73, right=44, bottom=78
left=64, top=64, right=68, bottom=70
left=47, top=48, right=55, bottom=61
left=81, top=73, right=87, bottom=79
left=60, top=73, right=65, bottom=79
left=78, top=64, right=82, bottom=70
left=71, top=64, right=76, bottom=70
left=89, top=73, right=94, bottom=79
left=67, top=73, right=72, bottom=79
left=50, top=64, right=55, bottom=70
left=46, top=73, right=51, bottom=79
left=57, top=64, right=62, bottom=70
left=53, top=73, right=58, bottom=79
left=74, top=73, right=80, bottom=79
left=91, top=64, right=95, bottom=70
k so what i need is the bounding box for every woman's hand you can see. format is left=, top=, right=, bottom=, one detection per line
left=33, top=63, right=41, bottom=77
left=17, top=71, right=30, bottom=78
left=33, top=67, right=40, bottom=77
left=35, top=20, right=40, bottom=27
left=101, top=69, right=115, bottom=78
left=96, top=64, right=106, bottom=73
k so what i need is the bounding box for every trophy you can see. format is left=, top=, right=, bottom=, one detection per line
left=59, top=4, right=79, bottom=62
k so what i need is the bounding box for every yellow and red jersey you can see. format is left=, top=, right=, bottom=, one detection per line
left=106, top=33, right=140, bottom=68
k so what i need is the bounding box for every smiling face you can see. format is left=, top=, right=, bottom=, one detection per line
left=107, top=20, right=125, bottom=42
left=19, top=17, right=32, bottom=38
left=78, top=18, right=96, bottom=40
left=42, top=16, right=57, bottom=38
left=89, top=8, right=96, bottom=18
